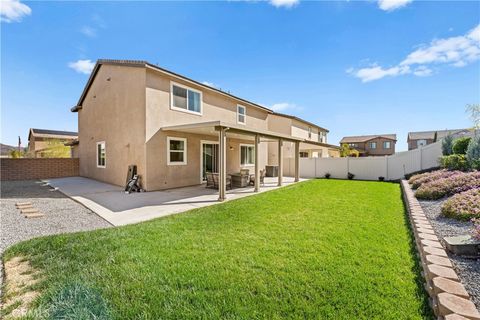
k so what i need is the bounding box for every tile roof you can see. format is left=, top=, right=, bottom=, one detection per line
left=340, top=134, right=397, bottom=143
left=407, top=129, right=469, bottom=141
left=29, top=128, right=78, bottom=140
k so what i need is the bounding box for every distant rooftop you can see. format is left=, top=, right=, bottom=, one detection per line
left=340, top=134, right=397, bottom=144
left=29, top=128, right=78, bottom=140
left=407, top=129, right=469, bottom=141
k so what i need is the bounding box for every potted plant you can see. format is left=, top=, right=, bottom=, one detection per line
left=347, top=172, right=355, bottom=180
left=378, top=176, right=385, bottom=181
left=325, top=173, right=331, bottom=179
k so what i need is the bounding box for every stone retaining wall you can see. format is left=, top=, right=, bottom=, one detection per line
left=401, top=180, right=480, bottom=320
left=0, top=158, right=79, bottom=181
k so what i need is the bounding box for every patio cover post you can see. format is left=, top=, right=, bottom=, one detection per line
left=218, top=127, right=227, bottom=201
left=254, top=133, right=260, bottom=192
left=294, top=141, right=300, bottom=182
left=278, top=139, right=283, bottom=186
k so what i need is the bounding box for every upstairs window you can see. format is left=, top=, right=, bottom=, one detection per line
left=240, top=144, right=255, bottom=166
left=237, top=105, right=246, bottom=124
left=318, top=131, right=326, bottom=143
left=171, top=82, right=202, bottom=114
left=299, top=151, right=309, bottom=158
left=348, top=143, right=358, bottom=148
left=97, top=141, right=106, bottom=168
left=167, top=137, right=187, bottom=165
left=369, top=142, right=377, bottom=149
left=417, top=139, right=427, bottom=147
left=308, top=127, right=312, bottom=139
left=383, top=141, right=391, bottom=149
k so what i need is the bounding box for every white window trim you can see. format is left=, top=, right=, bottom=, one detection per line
left=96, top=141, right=106, bottom=168
left=170, top=81, right=203, bottom=116
left=370, top=142, right=377, bottom=149
left=237, top=105, right=246, bottom=125
left=239, top=143, right=255, bottom=166
left=384, top=141, right=391, bottom=149
left=167, top=137, right=187, bottom=166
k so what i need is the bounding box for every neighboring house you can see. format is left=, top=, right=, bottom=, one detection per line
left=70, top=59, right=339, bottom=195
left=0, top=143, right=18, bottom=158
left=407, top=129, right=471, bottom=150
left=340, top=134, right=397, bottom=156
left=28, top=128, right=78, bottom=158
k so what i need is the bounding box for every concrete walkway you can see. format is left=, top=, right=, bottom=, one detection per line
left=45, top=176, right=301, bottom=226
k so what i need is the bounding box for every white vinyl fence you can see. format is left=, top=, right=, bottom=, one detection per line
left=293, top=140, right=442, bottom=181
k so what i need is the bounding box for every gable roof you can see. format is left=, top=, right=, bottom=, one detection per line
left=29, top=128, right=78, bottom=141
left=340, top=134, right=397, bottom=144
left=71, top=59, right=329, bottom=131
left=273, top=112, right=329, bottom=132
left=407, top=129, right=469, bottom=141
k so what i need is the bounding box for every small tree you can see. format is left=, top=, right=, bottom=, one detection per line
left=9, top=150, right=24, bottom=158
left=466, top=134, right=480, bottom=170
left=442, top=134, right=454, bottom=156
left=466, top=104, right=480, bottom=129
left=452, top=137, right=471, bottom=155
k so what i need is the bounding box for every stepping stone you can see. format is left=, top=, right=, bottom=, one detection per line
left=21, top=208, right=39, bottom=214
left=16, top=201, right=32, bottom=206
left=16, top=204, right=33, bottom=209
left=418, top=233, right=438, bottom=241
left=444, top=314, right=470, bottom=320
left=426, top=255, right=453, bottom=267
left=423, top=246, right=448, bottom=257
left=421, top=239, right=443, bottom=248
left=432, top=277, right=469, bottom=298
left=417, top=228, right=435, bottom=235
left=24, top=213, right=44, bottom=219
left=437, top=293, right=480, bottom=319
left=426, top=264, right=459, bottom=281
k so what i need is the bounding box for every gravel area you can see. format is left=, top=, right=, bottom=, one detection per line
left=419, top=197, right=480, bottom=310
left=0, top=180, right=112, bottom=295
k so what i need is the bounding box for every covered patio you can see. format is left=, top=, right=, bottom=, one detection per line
left=161, top=120, right=302, bottom=201
left=46, top=176, right=302, bottom=226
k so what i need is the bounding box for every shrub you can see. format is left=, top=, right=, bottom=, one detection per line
left=442, top=135, right=454, bottom=155
left=415, top=171, right=480, bottom=200
left=441, top=188, right=480, bottom=220
left=378, top=176, right=385, bottom=181
left=452, top=137, right=471, bottom=155
left=347, top=172, right=354, bottom=180
left=440, top=154, right=469, bottom=171
left=325, top=173, right=331, bottom=179
left=408, top=169, right=460, bottom=189
left=466, top=134, right=480, bottom=170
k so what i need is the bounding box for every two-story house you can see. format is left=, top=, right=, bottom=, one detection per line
left=407, top=129, right=470, bottom=150
left=71, top=59, right=338, bottom=198
left=340, top=134, right=396, bottom=156
left=27, top=128, right=78, bottom=158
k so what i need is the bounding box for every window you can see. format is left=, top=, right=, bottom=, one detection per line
left=171, top=82, right=202, bottom=114
left=299, top=151, right=309, bottom=158
left=308, top=127, right=312, bottom=139
left=318, top=131, right=326, bottom=143
left=167, top=137, right=187, bottom=165
left=348, top=143, right=358, bottom=148
left=369, top=142, right=377, bottom=149
left=417, top=139, right=427, bottom=147
left=240, top=144, right=255, bottom=166
left=96, top=141, right=106, bottom=168
left=383, top=141, right=391, bottom=149
left=237, top=105, right=246, bottom=124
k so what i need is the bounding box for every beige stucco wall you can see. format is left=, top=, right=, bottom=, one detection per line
left=145, top=130, right=268, bottom=190
left=77, top=64, right=147, bottom=187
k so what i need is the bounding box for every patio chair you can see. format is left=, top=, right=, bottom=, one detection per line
left=206, top=172, right=215, bottom=189
left=240, top=168, right=250, bottom=176
left=210, top=173, right=232, bottom=190
left=249, top=169, right=266, bottom=186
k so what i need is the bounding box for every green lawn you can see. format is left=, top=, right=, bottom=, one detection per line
left=4, top=180, right=431, bottom=319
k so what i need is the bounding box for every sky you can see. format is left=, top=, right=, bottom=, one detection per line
left=1, top=0, right=479, bottom=151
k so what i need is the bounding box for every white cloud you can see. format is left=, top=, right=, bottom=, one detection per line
left=68, top=59, right=95, bottom=74
left=202, top=81, right=218, bottom=88
left=269, top=0, right=299, bottom=8
left=0, top=0, right=31, bottom=23
left=377, top=0, right=412, bottom=11
left=351, top=65, right=410, bottom=83
left=80, top=26, right=97, bottom=38
left=349, top=24, right=480, bottom=82
left=413, top=66, right=432, bottom=77
left=269, top=102, right=297, bottom=112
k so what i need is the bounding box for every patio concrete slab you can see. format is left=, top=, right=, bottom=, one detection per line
left=45, top=176, right=302, bottom=226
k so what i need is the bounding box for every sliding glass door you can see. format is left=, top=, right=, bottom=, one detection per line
left=201, top=142, right=219, bottom=182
